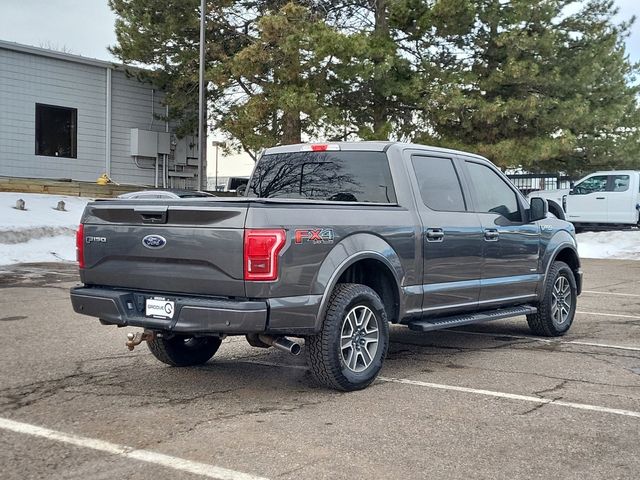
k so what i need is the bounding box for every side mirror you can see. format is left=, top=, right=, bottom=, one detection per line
left=529, top=197, right=548, bottom=222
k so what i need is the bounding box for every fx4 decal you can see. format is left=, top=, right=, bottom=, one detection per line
left=294, top=228, right=335, bottom=245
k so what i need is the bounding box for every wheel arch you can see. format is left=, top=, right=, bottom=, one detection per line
left=314, top=234, right=404, bottom=330
left=543, top=243, right=582, bottom=297
left=547, top=200, right=566, bottom=220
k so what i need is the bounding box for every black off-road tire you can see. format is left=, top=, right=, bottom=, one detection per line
left=147, top=334, right=222, bottom=367
left=527, top=261, right=577, bottom=337
left=306, top=283, right=389, bottom=391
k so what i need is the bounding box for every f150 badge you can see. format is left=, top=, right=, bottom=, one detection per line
left=295, top=228, right=334, bottom=245
left=85, top=236, right=107, bottom=244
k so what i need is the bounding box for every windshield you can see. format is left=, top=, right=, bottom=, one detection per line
left=247, top=151, right=396, bottom=203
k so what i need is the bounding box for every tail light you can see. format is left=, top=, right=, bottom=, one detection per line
left=76, top=224, right=85, bottom=269
left=244, top=229, right=286, bottom=281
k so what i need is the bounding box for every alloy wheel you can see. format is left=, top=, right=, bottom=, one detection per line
left=340, top=305, right=379, bottom=373
left=551, top=275, right=572, bottom=325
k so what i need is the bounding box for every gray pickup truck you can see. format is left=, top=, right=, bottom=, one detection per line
left=70, top=142, right=582, bottom=391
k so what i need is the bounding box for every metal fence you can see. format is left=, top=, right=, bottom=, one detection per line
left=506, top=173, right=573, bottom=196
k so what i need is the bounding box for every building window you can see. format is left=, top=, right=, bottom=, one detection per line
left=35, top=104, right=77, bottom=158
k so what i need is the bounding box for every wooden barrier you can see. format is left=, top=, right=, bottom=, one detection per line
left=0, top=177, right=148, bottom=198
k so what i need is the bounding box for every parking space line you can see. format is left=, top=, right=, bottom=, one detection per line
left=577, top=311, right=640, bottom=319
left=452, top=330, right=640, bottom=352
left=0, top=417, right=268, bottom=480
left=583, top=290, right=640, bottom=298
left=563, top=340, right=640, bottom=351
left=237, top=359, right=640, bottom=419
left=378, top=377, right=640, bottom=418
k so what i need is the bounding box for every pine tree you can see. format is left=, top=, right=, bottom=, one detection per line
left=320, top=0, right=425, bottom=141
left=219, top=2, right=351, bottom=149
left=109, top=0, right=247, bottom=137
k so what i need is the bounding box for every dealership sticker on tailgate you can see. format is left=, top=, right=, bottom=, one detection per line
left=145, top=297, right=175, bottom=319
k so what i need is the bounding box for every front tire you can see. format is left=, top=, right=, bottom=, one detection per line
left=147, top=334, right=222, bottom=367
left=527, top=261, right=577, bottom=336
left=306, top=283, right=389, bottom=391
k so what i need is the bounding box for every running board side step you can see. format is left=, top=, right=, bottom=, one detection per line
left=407, top=305, right=537, bottom=332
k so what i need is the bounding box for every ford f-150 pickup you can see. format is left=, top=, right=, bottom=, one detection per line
left=70, top=142, right=583, bottom=391
left=528, top=170, right=640, bottom=228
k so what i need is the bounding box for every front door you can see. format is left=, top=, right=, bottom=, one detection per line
left=566, top=174, right=609, bottom=223
left=462, top=160, right=541, bottom=306
left=408, top=153, right=484, bottom=317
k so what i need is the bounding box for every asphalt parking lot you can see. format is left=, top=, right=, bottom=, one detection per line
left=0, top=258, right=639, bottom=480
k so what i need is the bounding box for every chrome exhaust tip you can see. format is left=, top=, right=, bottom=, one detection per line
left=258, top=335, right=301, bottom=356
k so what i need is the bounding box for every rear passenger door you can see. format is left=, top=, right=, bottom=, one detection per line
left=409, top=154, right=484, bottom=316
left=462, top=160, right=540, bottom=306
left=607, top=174, right=635, bottom=224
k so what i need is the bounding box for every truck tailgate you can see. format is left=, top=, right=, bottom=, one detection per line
left=80, top=199, right=248, bottom=297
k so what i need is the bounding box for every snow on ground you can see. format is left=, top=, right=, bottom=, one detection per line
left=577, top=230, right=640, bottom=261
left=0, top=192, right=90, bottom=266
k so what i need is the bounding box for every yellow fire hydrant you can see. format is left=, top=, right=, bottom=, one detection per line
left=96, top=173, right=111, bottom=185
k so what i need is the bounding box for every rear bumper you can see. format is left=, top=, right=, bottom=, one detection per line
left=70, top=286, right=321, bottom=335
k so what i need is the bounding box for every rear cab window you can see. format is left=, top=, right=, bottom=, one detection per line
left=247, top=151, right=397, bottom=203
left=610, top=175, right=630, bottom=192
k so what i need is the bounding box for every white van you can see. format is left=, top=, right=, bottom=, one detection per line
left=528, top=170, right=640, bottom=227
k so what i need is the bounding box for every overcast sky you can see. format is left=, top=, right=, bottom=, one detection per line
left=1, top=0, right=639, bottom=64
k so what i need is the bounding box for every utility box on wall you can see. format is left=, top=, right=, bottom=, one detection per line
left=174, top=135, right=198, bottom=165
left=157, top=132, right=171, bottom=155
left=130, top=129, right=158, bottom=158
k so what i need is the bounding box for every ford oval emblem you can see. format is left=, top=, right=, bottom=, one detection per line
left=142, top=234, right=167, bottom=249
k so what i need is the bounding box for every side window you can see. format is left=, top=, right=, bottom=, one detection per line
left=572, top=175, right=608, bottom=195
left=411, top=156, right=466, bottom=212
left=610, top=175, right=630, bottom=192
left=465, top=161, right=521, bottom=222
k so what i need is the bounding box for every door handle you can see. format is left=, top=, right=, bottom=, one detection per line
left=596, top=197, right=605, bottom=200
left=484, top=229, right=499, bottom=241
left=426, top=228, right=445, bottom=242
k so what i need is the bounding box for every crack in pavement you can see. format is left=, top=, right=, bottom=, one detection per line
left=533, top=379, right=570, bottom=397
left=396, top=357, right=640, bottom=390
left=0, top=349, right=317, bottom=416
left=519, top=394, right=565, bottom=416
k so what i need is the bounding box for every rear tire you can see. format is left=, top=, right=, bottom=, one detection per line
left=306, top=283, right=389, bottom=391
left=527, top=261, right=577, bottom=336
left=147, top=334, right=222, bottom=367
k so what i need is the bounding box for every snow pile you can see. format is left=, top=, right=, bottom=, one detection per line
left=577, top=230, right=640, bottom=260
left=0, top=192, right=90, bottom=266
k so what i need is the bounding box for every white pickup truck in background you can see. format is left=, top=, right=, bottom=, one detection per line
left=528, top=170, right=640, bottom=228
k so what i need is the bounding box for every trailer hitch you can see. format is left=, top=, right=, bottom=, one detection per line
left=126, top=330, right=155, bottom=351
